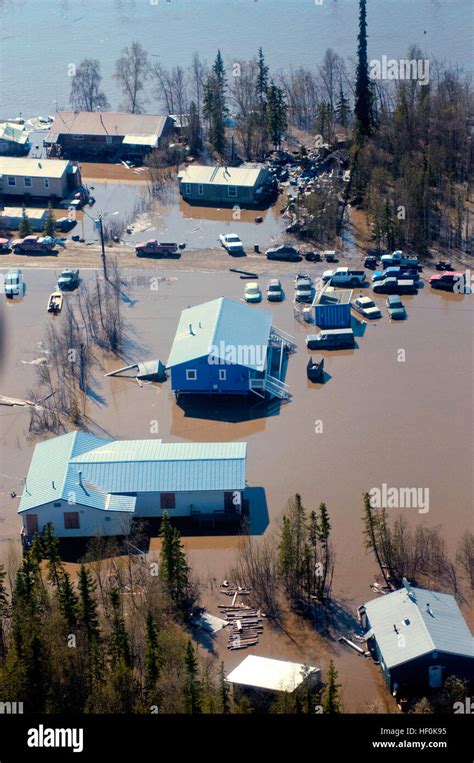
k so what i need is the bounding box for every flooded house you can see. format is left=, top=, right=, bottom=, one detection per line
left=166, top=297, right=295, bottom=400
left=358, top=583, right=474, bottom=695
left=0, top=157, right=82, bottom=201
left=0, top=122, right=30, bottom=156
left=177, top=164, right=276, bottom=206
left=44, top=111, right=174, bottom=163
left=18, top=431, right=248, bottom=541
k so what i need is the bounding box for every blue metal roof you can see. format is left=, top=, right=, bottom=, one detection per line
left=19, top=432, right=247, bottom=513
left=166, top=298, right=272, bottom=371
left=364, top=586, right=474, bottom=669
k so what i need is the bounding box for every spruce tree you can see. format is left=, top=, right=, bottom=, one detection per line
left=323, top=659, right=342, bottom=713
left=256, top=47, right=269, bottom=154
left=19, top=206, right=32, bottom=237
left=159, top=512, right=193, bottom=615
left=77, top=565, right=101, bottom=644
left=0, top=564, right=8, bottom=664
left=184, top=640, right=202, bottom=714
left=203, top=50, right=228, bottom=156
left=266, top=82, right=288, bottom=149
left=43, top=522, right=63, bottom=588
left=187, top=100, right=202, bottom=155
left=362, top=493, right=389, bottom=585
left=43, top=201, right=56, bottom=238
left=109, top=588, right=131, bottom=668
left=354, top=0, right=373, bottom=140
left=144, top=610, right=160, bottom=700
left=58, top=572, right=78, bottom=633
left=218, top=662, right=231, bottom=713
left=335, top=83, right=351, bottom=128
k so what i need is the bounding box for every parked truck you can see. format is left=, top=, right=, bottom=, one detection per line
left=380, top=250, right=419, bottom=268
left=12, top=235, right=57, bottom=255
left=322, top=267, right=366, bottom=286
left=135, top=240, right=178, bottom=257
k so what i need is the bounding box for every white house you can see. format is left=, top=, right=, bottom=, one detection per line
left=18, top=432, right=247, bottom=540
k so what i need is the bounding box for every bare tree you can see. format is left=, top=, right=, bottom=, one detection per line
left=70, top=59, right=109, bottom=112
left=456, top=531, right=474, bottom=588
left=231, top=58, right=259, bottom=159
left=234, top=536, right=280, bottom=620
left=114, top=42, right=150, bottom=113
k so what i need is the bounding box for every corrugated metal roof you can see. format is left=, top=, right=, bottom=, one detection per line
left=178, top=164, right=265, bottom=187
left=105, top=494, right=137, bottom=513
left=166, top=297, right=271, bottom=371
left=0, top=123, right=28, bottom=144
left=47, top=111, right=168, bottom=139
left=122, top=134, right=158, bottom=146
left=19, top=432, right=247, bottom=513
left=1, top=207, right=47, bottom=220
left=226, top=656, right=320, bottom=692
left=0, top=157, right=70, bottom=179
left=364, top=587, right=474, bottom=669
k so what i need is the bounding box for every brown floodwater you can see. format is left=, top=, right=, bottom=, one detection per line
left=0, top=266, right=472, bottom=710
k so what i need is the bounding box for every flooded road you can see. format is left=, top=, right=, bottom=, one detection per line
left=0, top=267, right=472, bottom=708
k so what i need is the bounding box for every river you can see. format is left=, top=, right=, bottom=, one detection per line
left=0, top=0, right=472, bottom=118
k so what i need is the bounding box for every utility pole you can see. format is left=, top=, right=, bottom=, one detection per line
left=95, top=214, right=108, bottom=280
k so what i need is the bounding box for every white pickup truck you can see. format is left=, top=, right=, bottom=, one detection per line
left=219, top=233, right=244, bottom=254
left=381, top=250, right=419, bottom=268
left=322, top=267, right=366, bottom=286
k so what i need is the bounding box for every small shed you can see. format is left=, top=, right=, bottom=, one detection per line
left=313, top=284, right=352, bottom=328
left=226, top=655, right=320, bottom=708
left=0, top=122, right=30, bottom=156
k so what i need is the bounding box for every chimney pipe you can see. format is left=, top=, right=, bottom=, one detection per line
left=189, top=323, right=194, bottom=335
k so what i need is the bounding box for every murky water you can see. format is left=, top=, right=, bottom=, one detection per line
left=0, top=267, right=472, bottom=708
left=0, top=0, right=472, bottom=117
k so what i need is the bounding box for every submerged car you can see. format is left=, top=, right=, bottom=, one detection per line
left=57, top=269, right=80, bottom=290
left=4, top=268, right=22, bottom=298
left=266, top=245, right=300, bottom=262
left=219, top=233, right=244, bottom=254
left=352, top=296, right=381, bottom=319
left=294, top=274, right=313, bottom=303
left=306, top=328, right=355, bottom=350
left=244, top=282, right=262, bottom=303
left=266, top=278, right=284, bottom=302
left=429, top=272, right=466, bottom=293
left=364, top=255, right=378, bottom=269
left=386, top=295, right=407, bottom=320
left=373, top=277, right=417, bottom=295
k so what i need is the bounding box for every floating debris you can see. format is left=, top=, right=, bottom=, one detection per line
left=105, top=359, right=166, bottom=383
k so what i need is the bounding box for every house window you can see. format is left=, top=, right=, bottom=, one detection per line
left=26, top=514, right=38, bottom=534
left=72, top=134, right=84, bottom=141
left=53, top=502, right=61, bottom=508
left=160, top=492, right=176, bottom=510
left=24, top=177, right=32, bottom=188
left=106, top=135, right=112, bottom=144
left=7, top=176, right=16, bottom=187
left=198, top=184, right=204, bottom=196
left=44, top=178, right=49, bottom=188
left=219, top=369, right=227, bottom=381
left=64, top=512, right=80, bottom=530
left=186, top=369, right=197, bottom=380
left=184, top=183, right=191, bottom=195
left=227, top=186, right=237, bottom=198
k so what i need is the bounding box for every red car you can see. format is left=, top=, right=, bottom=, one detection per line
left=135, top=240, right=178, bottom=257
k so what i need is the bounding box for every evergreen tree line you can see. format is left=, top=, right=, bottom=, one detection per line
left=0, top=513, right=341, bottom=714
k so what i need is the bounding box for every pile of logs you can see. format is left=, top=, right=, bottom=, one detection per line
left=218, top=605, right=264, bottom=650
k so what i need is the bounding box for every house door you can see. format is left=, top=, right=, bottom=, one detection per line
left=26, top=514, right=39, bottom=535
left=429, top=665, right=443, bottom=689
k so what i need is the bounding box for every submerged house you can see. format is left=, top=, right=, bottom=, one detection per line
left=0, top=122, right=30, bottom=156
left=19, top=432, right=247, bottom=540
left=177, top=164, right=276, bottom=206
left=166, top=298, right=295, bottom=400
left=358, top=584, right=474, bottom=694
left=0, top=157, right=82, bottom=201
left=45, top=111, right=173, bottom=163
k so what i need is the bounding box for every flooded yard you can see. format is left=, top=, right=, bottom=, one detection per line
left=0, top=266, right=472, bottom=709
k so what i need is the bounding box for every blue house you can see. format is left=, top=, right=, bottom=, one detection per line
left=166, top=298, right=295, bottom=400
left=18, top=432, right=247, bottom=540
left=358, top=584, right=474, bottom=695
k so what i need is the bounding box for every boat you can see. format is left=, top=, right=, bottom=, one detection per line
left=306, top=356, right=324, bottom=383
left=47, top=291, right=63, bottom=314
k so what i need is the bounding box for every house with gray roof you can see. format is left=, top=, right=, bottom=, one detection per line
left=19, top=431, right=247, bottom=540
left=358, top=583, right=474, bottom=694
left=177, top=164, right=276, bottom=206
left=166, top=298, right=295, bottom=400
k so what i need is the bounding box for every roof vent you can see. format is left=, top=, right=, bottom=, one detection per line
left=52, top=480, right=56, bottom=490
left=426, top=603, right=434, bottom=617
left=393, top=624, right=398, bottom=633
left=189, top=323, right=194, bottom=335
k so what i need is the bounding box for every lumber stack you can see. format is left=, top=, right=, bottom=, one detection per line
left=217, top=583, right=264, bottom=649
